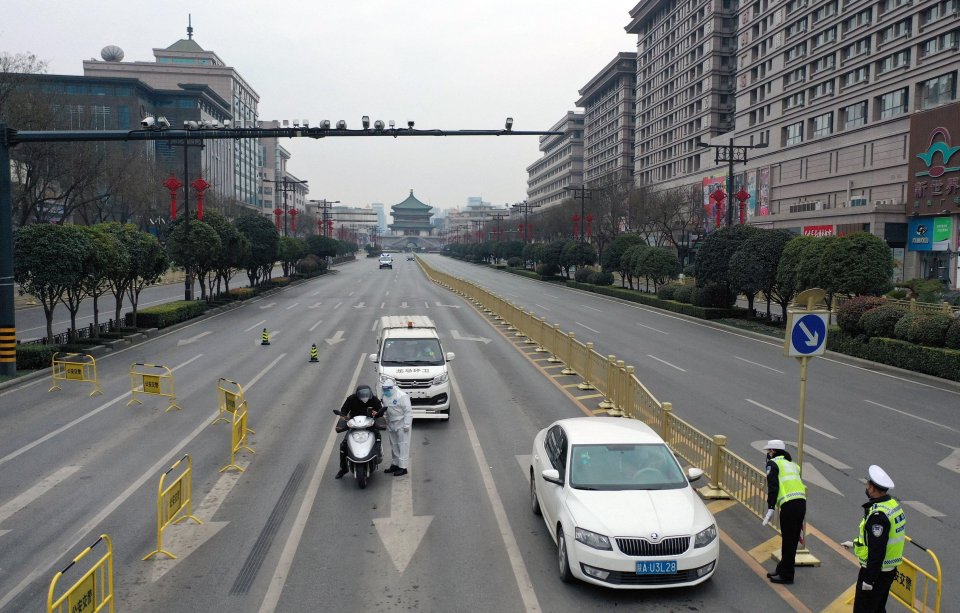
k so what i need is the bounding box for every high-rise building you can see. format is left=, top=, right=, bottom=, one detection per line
left=526, top=112, right=584, bottom=210
left=258, top=120, right=309, bottom=228
left=577, top=53, right=638, bottom=186
left=83, top=23, right=261, bottom=210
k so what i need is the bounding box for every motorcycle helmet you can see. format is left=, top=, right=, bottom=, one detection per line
left=356, top=385, right=373, bottom=403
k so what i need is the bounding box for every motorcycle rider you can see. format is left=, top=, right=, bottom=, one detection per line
left=381, top=378, right=413, bottom=477
left=335, top=384, right=383, bottom=479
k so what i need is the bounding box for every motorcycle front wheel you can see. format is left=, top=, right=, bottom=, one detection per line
left=357, top=466, right=368, bottom=489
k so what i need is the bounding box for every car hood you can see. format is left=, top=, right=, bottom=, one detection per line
left=565, top=487, right=712, bottom=538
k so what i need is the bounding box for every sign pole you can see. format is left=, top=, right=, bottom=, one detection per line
left=796, top=355, right=808, bottom=474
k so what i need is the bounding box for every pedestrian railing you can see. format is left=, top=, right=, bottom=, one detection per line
left=834, top=294, right=959, bottom=317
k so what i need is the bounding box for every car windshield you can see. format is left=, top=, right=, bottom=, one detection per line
left=381, top=339, right=443, bottom=366
left=568, top=443, right=687, bottom=490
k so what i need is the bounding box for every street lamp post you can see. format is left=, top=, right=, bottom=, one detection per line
left=169, top=137, right=205, bottom=301
left=265, top=178, right=308, bottom=237
left=511, top=200, right=540, bottom=243
left=695, top=137, right=768, bottom=227
left=309, top=199, right=341, bottom=237
left=565, top=185, right=594, bottom=266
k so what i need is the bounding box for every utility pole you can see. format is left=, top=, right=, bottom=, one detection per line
left=266, top=178, right=308, bottom=237
left=511, top=200, right=540, bottom=243
left=170, top=138, right=205, bottom=301
left=309, top=199, right=340, bottom=237
left=696, top=137, right=768, bottom=227
left=565, top=185, right=595, bottom=265
left=490, top=212, right=508, bottom=241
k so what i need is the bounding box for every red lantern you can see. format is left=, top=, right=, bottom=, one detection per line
left=163, top=175, right=182, bottom=219
left=735, top=187, right=751, bottom=225
left=288, top=208, right=299, bottom=233
left=191, top=176, right=210, bottom=221
left=273, top=207, right=284, bottom=231
left=585, top=214, right=593, bottom=238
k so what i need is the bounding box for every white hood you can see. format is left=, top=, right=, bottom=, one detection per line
left=565, top=487, right=711, bottom=538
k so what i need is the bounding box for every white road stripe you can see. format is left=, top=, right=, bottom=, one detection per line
left=308, top=320, right=323, bottom=333
left=286, top=303, right=299, bottom=310
left=334, top=302, right=343, bottom=309
left=864, top=400, right=959, bottom=433
left=902, top=501, right=946, bottom=518
left=581, top=305, right=602, bottom=312
left=636, top=322, right=668, bottom=335
left=575, top=321, right=599, bottom=334
left=449, top=373, right=541, bottom=612
left=0, top=465, right=81, bottom=524
left=310, top=290, right=322, bottom=296
left=646, top=354, right=687, bottom=372
left=0, top=355, right=204, bottom=468
left=258, top=355, right=366, bottom=613
left=244, top=319, right=267, bottom=332
left=534, top=304, right=551, bottom=311
left=735, top=356, right=784, bottom=374
left=745, top=399, right=836, bottom=439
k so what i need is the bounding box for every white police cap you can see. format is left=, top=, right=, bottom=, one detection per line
left=764, top=439, right=786, bottom=451
left=868, top=465, right=894, bottom=490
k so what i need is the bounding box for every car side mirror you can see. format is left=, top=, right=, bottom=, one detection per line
left=446, top=352, right=455, bottom=361
left=687, top=467, right=704, bottom=482
left=542, top=469, right=563, bottom=485
left=368, top=353, right=378, bottom=363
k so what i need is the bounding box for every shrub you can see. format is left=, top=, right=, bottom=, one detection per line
left=270, top=277, right=291, bottom=287
left=674, top=285, right=694, bottom=304
left=574, top=268, right=594, bottom=283
left=657, top=284, right=680, bottom=300
left=836, top=296, right=887, bottom=335
left=536, top=263, right=559, bottom=278
left=894, top=312, right=920, bottom=342
left=126, top=300, right=207, bottom=329
left=946, top=318, right=960, bottom=350
left=227, top=287, right=256, bottom=300
left=16, top=343, right=58, bottom=370
left=506, top=257, right=523, bottom=268
left=886, top=288, right=909, bottom=300
left=590, top=270, right=614, bottom=286
left=828, top=331, right=960, bottom=382
left=859, top=305, right=907, bottom=339
left=298, top=254, right=323, bottom=274
left=913, top=313, right=954, bottom=347
left=692, top=283, right=734, bottom=308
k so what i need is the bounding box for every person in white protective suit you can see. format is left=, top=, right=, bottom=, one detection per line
left=381, top=378, right=413, bottom=476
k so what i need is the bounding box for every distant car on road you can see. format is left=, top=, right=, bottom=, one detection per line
left=379, top=255, right=393, bottom=269
left=530, top=417, right=718, bottom=589
left=406, top=254, right=415, bottom=261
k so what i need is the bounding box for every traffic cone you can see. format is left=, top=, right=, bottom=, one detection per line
left=309, top=343, right=319, bottom=362
left=261, top=328, right=270, bottom=345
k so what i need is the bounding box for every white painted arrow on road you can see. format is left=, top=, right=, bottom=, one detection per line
left=307, top=302, right=322, bottom=309
left=177, top=331, right=213, bottom=346
left=435, top=302, right=461, bottom=308
left=324, top=330, right=345, bottom=346
left=750, top=440, right=844, bottom=495
left=450, top=329, right=491, bottom=344
left=0, top=465, right=81, bottom=537
left=937, top=443, right=960, bottom=474
left=373, top=475, right=433, bottom=573
left=259, top=302, right=277, bottom=309
left=354, top=302, right=366, bottom=309
left=401, top=301, right=409, bottom=308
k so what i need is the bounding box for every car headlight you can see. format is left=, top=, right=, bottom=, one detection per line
left=694, top=524, right=717, bottom=548
left=575, top=527, right=612, bottom=550
left=432, top=372, right=448, bottom=385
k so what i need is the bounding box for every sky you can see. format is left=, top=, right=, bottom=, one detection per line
left=1, top=0, right=638, bottom=211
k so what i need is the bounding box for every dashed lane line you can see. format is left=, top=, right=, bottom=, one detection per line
left=746, top=399, right=836, bottom=440
left=647, top=354, right=687, bottom=372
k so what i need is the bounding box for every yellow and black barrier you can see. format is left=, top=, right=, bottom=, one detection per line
left=47, top=534, right=114, bottom=613
left=127, top=363, right=180, bottom=411
left=220, top=400, right=254, bottom=473
left=845, top=536, right=943, bottom=612
left=143, top=454, right=203, bottom=561
left=213, top=378, right=255, bottom=434
left=49, top=353, right=102, bottom=397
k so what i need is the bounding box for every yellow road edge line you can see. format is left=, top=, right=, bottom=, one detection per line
left=706, top=499, right=739, bottom=514
left=821, top=584, right=857, bottom=613
left=574, top=394, right=604, bottom=400
left=748, top=536, right=781, bottom=565
left=718, top=530, right=814, bottom=613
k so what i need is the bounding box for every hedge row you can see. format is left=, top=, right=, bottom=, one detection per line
left=16, top=344, right=59, bottom=370
left=566, top=281, right=748, bottom=319
left=827, top=330, right=960, bottom=382
left=125, top=300, right=207, bottom=329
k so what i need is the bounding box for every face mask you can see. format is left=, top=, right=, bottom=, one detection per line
left=358, top=392, right=371, bottom=402
left=383, top=388, right=393, bottom=397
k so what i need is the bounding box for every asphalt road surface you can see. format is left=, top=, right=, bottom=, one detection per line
left=0, top=255, right=945, bottom=611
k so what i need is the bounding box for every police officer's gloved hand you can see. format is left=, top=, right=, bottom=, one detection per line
left=860, top=582, right=873, bottom=591
left=403, top=425, right=410, bottom=432
left=761, top=509, right=774, bottom=526
left=840, top=541, right=853, bottom=549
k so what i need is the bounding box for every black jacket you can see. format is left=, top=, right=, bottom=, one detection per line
left=337, top=387, right=383, bottom=431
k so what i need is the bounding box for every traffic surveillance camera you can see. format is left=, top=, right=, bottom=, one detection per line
left=362, top=115, right=370, bottom=129
left=157, top=116, right=171, bottom=129
left=374, top=119, right=385, bottom=130
left=184, top=120, right=198, bottom=130
left=505, top=117, right=514, bottom=131
left=407, top=120, right=415, bottom=129
left=389, top=120, right=395, bottom=128
left=303, top=119, right=309, bottom=127
left=321, top=119, right=331, bottom=129
left=293, top=120, right=300, bottom=127
left=337, top=120, right=347, bottom=129
left=141, top=115, right=156, bottom=128
left=222, top=119, right=232, bottom=128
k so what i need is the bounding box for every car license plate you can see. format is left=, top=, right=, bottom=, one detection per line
left=636, top=560, right=677, bottom=575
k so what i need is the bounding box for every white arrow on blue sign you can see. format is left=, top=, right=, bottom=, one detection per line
left=787, top=312, right=829, bottom=357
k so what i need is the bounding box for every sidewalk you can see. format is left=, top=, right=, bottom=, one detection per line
left=13, top=269, right=187, bottom=310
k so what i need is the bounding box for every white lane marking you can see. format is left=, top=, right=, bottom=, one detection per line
left=646, top=355, right=687, bottom=372
left=735, top=356, right=785, bottom=374
left=373, top=471, right=433, bottom=573
left=370, top=320, right=378, bottom=332
left=308, top=320, right=323, bottom=333
left=902, top=501, right=946, bottom=518
left=749, top=440, right=851, bottom=470
left=176, top=331, right=213, bottom=346
left=636, top=322, right=668, bottom=335
left=310, top=290, right=322, bottom=296
left=425, top=301, right=430, bottom=309
left=0, top=355, right=204, bottom=468
left=258, top=302, right=277, bottom=310
left=385, top=291, right=390, bottom=296
left=324, top=331, right=345, bottom=346
left=0, top=465, right=82, bottom=525
left=450, top=330, right=491, bottom=344
left=745, top=399, right=836, bottom=439
left=244, top=319, right=267, bottom=332
left=401, top=301, right=409, bottom=308
left=285, top=303, right=300, bottom=310
left=348, top=291, right=355, bottom=297
left=575, top=322, right=599, bottom=334
left=0, top=352, right=286, bottom=612
left=581, top=305, right=602, bottom=312
left=258, top=355, right=366, bottom=613
left=449, top=373, right=541, bottom=613
left=380, top=302, right=386, bottom=309
left=307, top=302, right=322, bottom=309
left=937, top=443, right=960, bottom=474
left=864, top=400, right=959, bottom=433
left=533, top=304, right=551, bottom=311
left=334, top=302, right=343, bottom=310
left=543, top=293, right=558, bottom=298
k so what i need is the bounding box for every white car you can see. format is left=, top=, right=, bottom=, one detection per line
left=530, top=417, right=718, bottom=588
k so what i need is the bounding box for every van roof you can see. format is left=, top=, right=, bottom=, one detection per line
left=379, top=315, right=436, bottom=329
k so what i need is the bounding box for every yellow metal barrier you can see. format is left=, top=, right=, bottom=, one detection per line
left=49, top=353, right=102, bottom=397
left=220, top=400, right=254, bottom=472
left=127, top=363, right=180, bottom=411
left=143, top=454, right=203, bottom=560
left=47, top=534, right=114, bottom=613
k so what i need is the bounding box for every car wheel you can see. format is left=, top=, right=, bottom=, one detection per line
left=557, top=529, right=573, bottom=583
left=530, top=471, right=541, bottom=516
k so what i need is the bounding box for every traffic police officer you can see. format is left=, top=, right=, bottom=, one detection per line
left=842, top=465, right=906, bottom=613
left=762, top=439, right=806, bottom=585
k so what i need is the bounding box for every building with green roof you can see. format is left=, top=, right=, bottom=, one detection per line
left=388, top=190, right=435, bottom=236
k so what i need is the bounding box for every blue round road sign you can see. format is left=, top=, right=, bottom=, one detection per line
left=790, top=313, right=827, bottom=355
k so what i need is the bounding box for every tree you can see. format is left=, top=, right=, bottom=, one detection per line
left=649, top=185, right=705, bottom=268
left=305, top=235, right=340, bottom=259
left=14, top=224, right=90, bottom=341
left=776, top=235, right=816, bottom=298
left=602, top=233, right=644, bottom=288
left=634, top=247, right=681, bottom=291
left=81, top=225, right=128, bottom=335
left=729, top=229, right=795, bottom=316
left=235, top=214, right=279, bottom=285
left=278, top=237, right=308, bottom=276
left=821, top=232, right=894, bottom=297
left=165, top=217, right=222, bottom=300
left=561, top=242, right=597, bottom=277
left=694, top=224, right=762, bottom=288
left=204, top=210, right=247, bottom=295
left=101, top=223, right=168, bottom=326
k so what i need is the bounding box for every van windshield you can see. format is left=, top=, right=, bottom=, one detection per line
left=381, top=339, right=444, bottom=366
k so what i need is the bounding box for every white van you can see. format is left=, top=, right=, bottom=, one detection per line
left=370, top=316, right=454, bottom=419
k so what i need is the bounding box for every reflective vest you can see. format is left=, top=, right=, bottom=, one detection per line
left=772, top=457, right=806, bottom=508
left=855, top=498, right=906, bottom=572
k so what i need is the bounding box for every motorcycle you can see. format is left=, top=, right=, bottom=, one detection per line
left=333, top=410, right=383, bottom=489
